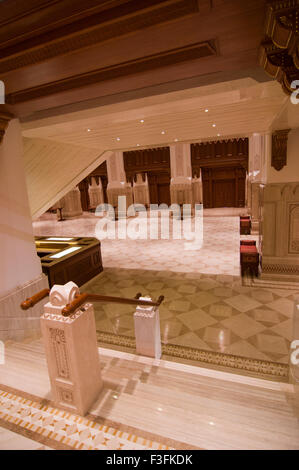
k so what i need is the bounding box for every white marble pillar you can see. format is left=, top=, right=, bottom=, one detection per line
left=88, top=177, right=104, bottom=209
left=192, top=171, right=203, bottom=205
left=106, top=152, right=133, bottom=211
left=134, top=297, right=161, bottom=359
left=41, top=282, right=103, bottom=416
left=248, top=133, right=269, bottom=233
left=133, top=173, right=150, bottom=207
left=0, top=118, right=49, bottom=342
left=58, top=186, right=83, bottom=219
left=170, top=143, right=193, bottom=205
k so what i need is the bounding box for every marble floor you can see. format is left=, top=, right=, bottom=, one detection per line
left=0, top=339, right=298, bottom=450
left=33, top=211, right=245, bottom=276
left=82, top=268, right=296, bottom=372
left=33, top=211, right=298, bottom=375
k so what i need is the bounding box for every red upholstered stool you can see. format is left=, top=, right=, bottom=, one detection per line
left=240, top=216, right=251, bottom=235
left=240, top=245, right=259, bottom=276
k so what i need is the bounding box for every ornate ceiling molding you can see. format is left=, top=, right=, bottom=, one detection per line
left=0, top=109, right=14, bottom=144
left=0, top=0, right=199, bottom=74
left=5, top=40, right=217, bottom=104
left=271, top=128, right=291, bottom=171
left=259, top=0, right=299, bottom=95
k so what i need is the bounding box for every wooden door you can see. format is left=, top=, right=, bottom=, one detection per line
left=213, top=180, right=235, bottom=207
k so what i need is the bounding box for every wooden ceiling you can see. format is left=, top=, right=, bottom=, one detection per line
left=0, top=0, right=270, bottom=120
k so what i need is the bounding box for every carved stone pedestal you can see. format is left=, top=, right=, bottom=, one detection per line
left=40, top=282, right=102, bottom=416
left=134, top=297, right=161, bottom=359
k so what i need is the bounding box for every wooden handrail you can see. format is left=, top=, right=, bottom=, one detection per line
left=21, top=288, right=164, bottom=317
left=21, top=289, right=50, bottom=310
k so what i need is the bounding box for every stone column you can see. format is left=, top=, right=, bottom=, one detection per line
left=0, top=118, right=49, bottom=342
left=106, top=151, right=133, bottom=211
left=248, top=133, right=269, bottom=233
left=192, top=170, right=203, bottom=205
left=41, top=282, right=102, bottom=415
left=133, top=173, right=150, bottom=207
left=88, top=177, right=104, bottom=210
left=58, top=186, right=83, bottom=219
left=170, top=143, right=193, bottom=205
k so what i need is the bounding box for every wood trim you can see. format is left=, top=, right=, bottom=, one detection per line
left=5, top=40, right=216, bottom=104
left=259, top=0, right=299, bottom=95
left=0, top=0, right=199, bottom=73
left=271, top=129, right=291, bottom=171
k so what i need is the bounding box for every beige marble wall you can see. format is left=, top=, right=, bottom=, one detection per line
left=170, top=143, right=193, bottom=205
left=261, top=182, right=299, bottom=280
left=0, top=119, right=49, bottom=341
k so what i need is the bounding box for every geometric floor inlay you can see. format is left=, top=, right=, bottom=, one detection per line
left=81, top=267, right=296, bottom=372
left=0, top=388, right=173, bottom=450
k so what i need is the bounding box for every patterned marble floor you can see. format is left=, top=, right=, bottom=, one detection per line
left=33, top=211, right=298, bottom=371
left=33, top=212, right=243, bottom=276
left=82, top=268, right=297, bottom=367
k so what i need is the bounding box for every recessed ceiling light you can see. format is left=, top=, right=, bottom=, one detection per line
left=161, top=131, right=165, bottom=134
left=116, top=137, right=120, bottom=141
left=217, top=134, right=221, bottom=137
left=87, top=128, right=91, bottom=132
left=174, top=138, right=179, bottom=142
left=212, top=124, right=216, bottom=127
left=140, top=119, right=144, bottom=123
left=205, top=109, right=209, bottom=112
left=136, top=144, right=140, bottom=146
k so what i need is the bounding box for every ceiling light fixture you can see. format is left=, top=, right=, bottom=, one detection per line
left=87, top=128, right=91, bottom=132
left=116, top=137, right=120, bottom=141
left=161, top=131, right=165, bottom=134
left=174, top=138, right=179, bottom=142
left=136, top=144, right=140, bottom=146
left=140, top=119, right=144, bottom=123
left=205, top=109, right=209, bottom=112
left=212, top=124, right=216, bottom=127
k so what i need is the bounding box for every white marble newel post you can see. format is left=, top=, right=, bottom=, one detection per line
left=40, top=282, right=102, bottom=416
left=134, top=297, right=161, bottom=359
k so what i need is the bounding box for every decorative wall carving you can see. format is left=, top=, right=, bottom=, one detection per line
left=49, top=328, right=70, bottom=380
left=191, top=138, right=249, bottom=175
left=271, top=129, right=291, bottom=171
left=259, top=0, right=299, bottom=95
left=289, top=204, right=299, bottom=253
left=261, top=182, right=299, bottom=279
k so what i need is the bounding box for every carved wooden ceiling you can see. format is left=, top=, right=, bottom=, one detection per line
left=0, top=0, right=270, bottom=120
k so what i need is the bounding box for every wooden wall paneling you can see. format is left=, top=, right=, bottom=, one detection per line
left=123, top=147, right=170, bottom=204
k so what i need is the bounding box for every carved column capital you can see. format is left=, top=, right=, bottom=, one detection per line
left=0, top=108, right=14, bottom=144
left=271, top=129, right=291, bottom=171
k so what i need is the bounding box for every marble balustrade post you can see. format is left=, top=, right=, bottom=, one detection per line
left=134, top=297, right=161, bottom=359
left=41, top=282, right=103, bottom=416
